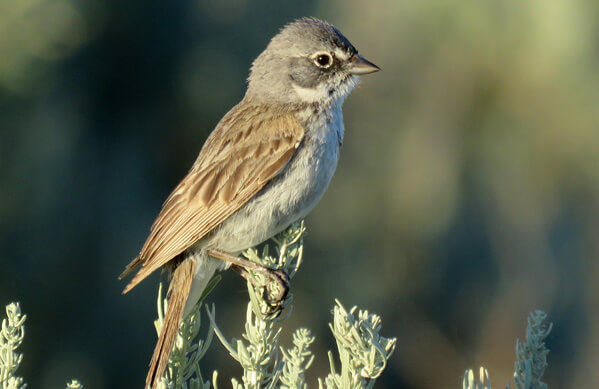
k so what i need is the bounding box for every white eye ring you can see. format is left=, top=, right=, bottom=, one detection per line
left=312, top=52, right=333, bottom=68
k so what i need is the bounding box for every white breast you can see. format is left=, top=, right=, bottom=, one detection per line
left=208, top=103, right=344, bottom=253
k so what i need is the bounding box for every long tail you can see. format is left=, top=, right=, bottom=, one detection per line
left=146, top=258, right=196, bottom=389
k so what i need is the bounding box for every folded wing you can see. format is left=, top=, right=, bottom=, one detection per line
left=120, top=104, right=305, bottom=293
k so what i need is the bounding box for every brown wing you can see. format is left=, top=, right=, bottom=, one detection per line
left=120, top=104, right=305, bottom=293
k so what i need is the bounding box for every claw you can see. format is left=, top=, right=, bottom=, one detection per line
left=263, top=268, right=290, bottom=313
left=229, top=261, right=290, bottom=315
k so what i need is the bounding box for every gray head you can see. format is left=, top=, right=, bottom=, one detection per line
left=246, top=17, right=379, bottom=107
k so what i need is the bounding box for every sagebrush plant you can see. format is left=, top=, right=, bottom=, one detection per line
left=1, top=223, right=552, bottom=388
left=0, top=302, right=81, bottom=389
left=207, top=221, right=307, bottom=389
left=512, top=311, right=552, bottom=389
left=154, top=221, right=397, bottom=388
left=0, top=303, right=26, bottom=389
left=319, top=301, right=396, bottom=389
left=463, top=311, right=552, bottom=389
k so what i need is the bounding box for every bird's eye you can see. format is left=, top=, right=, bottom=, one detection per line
left=313, top=53, right=332, bottom=68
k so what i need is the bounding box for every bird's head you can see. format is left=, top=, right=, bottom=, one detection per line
left=247, top=17, right=379, bottom=107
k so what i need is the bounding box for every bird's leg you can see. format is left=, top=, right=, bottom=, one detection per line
left=206, top=249, right=290, bottom=308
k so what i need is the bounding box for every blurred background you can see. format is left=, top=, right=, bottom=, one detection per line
left=1, top=0, right=598, bottom=387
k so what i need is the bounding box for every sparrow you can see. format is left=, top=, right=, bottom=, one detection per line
left=119, top=17, right=379, bottom=388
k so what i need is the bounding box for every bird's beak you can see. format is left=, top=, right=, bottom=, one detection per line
left=348, top=54, right=381, bottom=75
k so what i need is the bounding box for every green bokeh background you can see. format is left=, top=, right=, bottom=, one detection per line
left=1, top=0, right=598, bottom=387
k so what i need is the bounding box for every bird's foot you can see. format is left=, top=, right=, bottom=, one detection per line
left=231, top=264, right=290, bottom=315
left=263, top=268, right=290, bottom=310
left=207, top=249, right=291, bottom=316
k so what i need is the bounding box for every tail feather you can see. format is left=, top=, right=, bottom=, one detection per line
left=145, top=258, right=196, bottom=389
left=120, top=259, right=146, bottom=295
left=119, top=255, right=142, bottom=281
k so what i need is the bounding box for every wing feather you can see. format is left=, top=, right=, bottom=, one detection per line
left=120, top=104, right=304, bottom=293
